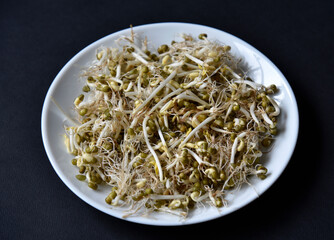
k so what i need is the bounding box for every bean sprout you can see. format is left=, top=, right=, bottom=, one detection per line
left=63, top=31, right=281, bottom=218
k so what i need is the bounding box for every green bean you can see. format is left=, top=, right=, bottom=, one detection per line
left=197, top=114, right=207, bottom=122
left=223, top=45, right=231, bottom=51
left=194, top=182, right=201, bottom=189
left=205, top=168, right=218, bottom=180
left=105, top=196, right=112, bottom=204
left=75, top=134, right=82, bottom=144
left=234, top=125, right=242, bottom=132
left=179, top=172, right=186, bottom=180
left=257, top=126, right=266, bottom=133
left=257, top=174, right=267, bottom=180
left=201, top=93, right=210, bottom=101
left=96, top=51, right=103, bottom=60
left=256, top=165, right=268, bottom=174
left=231, top=133, right=236, bottom=142
left=144, top=50, right=151, bottom=56
left=90, top=174, right=97, bottom=182
left=74, top=94, right=84, bottom=106
left=261, top=138, right=272, bottom=147
left=214, top=119, right=224, bottom=128
left=147, top=119, right=156, bottom=130
left=151, top=54, right=159, bottom=61
left=109, top=190, right=117, bottom=199
left=270, top=127, right=278, bottom=135
left=262, top=99, right=269, bottom=108
left=87, top=76, right=95, bottom=83
left=81, top=118, right=90, bottom=124
left=162, top=55, right=172, bottom=65
left=88, top=182, right=98, bottom=190
left=144, top=188, right=154, bottom=195
left=127, top=128, right=135, bottom=136
left=220, top=171, right=227, bottom=181
left=102, top=142, right=112, bottom=151
left=127, top=47, right=135, bottom=53
left=79, top=166, right=86, bottom=174
left=266, top=106, right=275, bottom=113
left=76, top=175, right=86, bottom=181
left=157, top=44, right=169, bottom=54
left=198, top=33, right=207, bottom=40
left=180, top=156, right=189, bottom=165
left=71, top=158, right=77, bottom=165
left=179, top=124, right=187, bottom=133
left=82, top=85, right=90, bottom=92
left=169, top=200, right=182, bottom=209
left=96, top=84, right=111, bottom=92
left=215, top=197, right=223, bottom=207
left=266, top=84, right=278, bottom=94
left=202, top=178, right=210, bottom=185
left=141, top=66, right=149, bottom=73
left=232, top=103, right=240, bottom=111
left=79, top=108, right=88, bottom=116
left=90, top=146, right=98, bottom=153
left=208, top=147, right=217, bottom=155
left=224, top=121, right=233, bottom=130
left=95, top=175, right=102, bottom=184
left=132, top=192, right=144, bottom=201
left=110, top=69, right=116, bottom=77
left=225, top=178, right=235, bottom=189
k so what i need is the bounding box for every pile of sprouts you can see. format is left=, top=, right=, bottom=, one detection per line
left=64, top=30, right=280, bottom=218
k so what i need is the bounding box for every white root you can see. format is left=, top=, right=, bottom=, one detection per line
left=210, top=126, right=232, bottom=134
left=185, top=53, right=204, bottom=65
left=186, top=148, right=214, bottom=166
left=133, top=70, right=177, bottom=115
left=116, top=65, right=121, bottom=78
left=154, top=119, right=172, bottom=159
left=175, top=92, right=209, bottom=106
left=168, top=61, right=184, bottom=68
left=166, top=158, right=179, bottom=170
left=149, top=89, right=183, bottom=114
left=250, top=102, right=259, bottom=124
left=68, top=128, right=75, bottom=153
left=262, top=112, right=274, bottom=126
left=193, top=192, right=209, bottom=202
left=96, top=123, right=108, bottom=145
left=150, top=194, right=186, bottom=200
left=224, top=104, right=233, bottom=122
left=233, top=79, right=260, bottom=89
left=163, top=115, right=169, bottom=129
left=224, top=66, right=241, bottom=79
left=51, top=96, right=79, bottom=126
left=240, top=107, right=250, bottom=119
left=132, top=52, right=149, bottom=65
left=179, top=116, right=215, bottom=148
left=143, top=116, right=164, bottom=181
left=159, top=100, right=174, bottom=114
left=230, top=132, right=247, bottom=164
left=124, top=82, right=133, bottom=92
left=266, top=95, right=280, bottom=117
left=209, top=191, right=216, bottom=206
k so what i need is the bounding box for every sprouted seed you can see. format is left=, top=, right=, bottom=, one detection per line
left=63, top=30, right=280, bottom=218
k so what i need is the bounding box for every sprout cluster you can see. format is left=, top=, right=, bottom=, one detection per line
left=64, top=32, right=280, bottom=218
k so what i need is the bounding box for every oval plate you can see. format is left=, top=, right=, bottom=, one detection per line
left=41, top=22, right=299, bottom=226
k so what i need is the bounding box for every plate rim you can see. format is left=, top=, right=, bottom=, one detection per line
left=41, top=22, right=299, bottom=226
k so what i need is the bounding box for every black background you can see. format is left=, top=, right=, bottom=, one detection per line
left=1, top=0, right=333, bottom=239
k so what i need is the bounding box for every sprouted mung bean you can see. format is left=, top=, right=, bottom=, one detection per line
left=63, top=31, right=280, bottom=218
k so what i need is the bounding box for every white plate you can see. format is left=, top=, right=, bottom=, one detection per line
left=41, top=22, right=299, bottom=226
